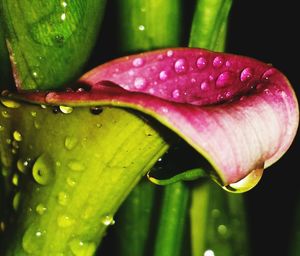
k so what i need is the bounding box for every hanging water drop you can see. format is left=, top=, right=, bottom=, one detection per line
left=90, top=106, right=103, bottom=115
left=204, top=249, right=215, bottom=256
left=261, top=68, right=275, bottom=81
left=222, top=167, right=264, bottom=193
left=174, top=58, right=188, bottom=74
left=32, top=154, right=55, bottom=185
left=59, top=105, right=73, bottom=114
left=0, top=98, right=21, bottom=108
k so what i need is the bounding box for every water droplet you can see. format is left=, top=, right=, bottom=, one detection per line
left=13, top=130, right=22, bottom=141
left=64, top=136, right=78, bottom=150
left=204, top=249, right=215, bottom=256
left=240, top=67, right=253, bottom=82
left=196, top=57, right=207, bottom=70
left=0, top=98, right=20, bottom=108
left=40, top=104, right=47, bottom=109
left=57, top=192, right=69, bottom=206
left=217, top=224, right=228, bottom=237
left=0, top=125, right=4, bottom=132
left=132, top=57, right=144, bottom=67
left=22, top=225, right=46, bottom=254
left=34, top=120, right=41, bottom=129
left=36, top=204, right=47, bottom=215
left=174, top=58, right=188, bottom=74
left=17, top=159, right=29, bottom=173
left=261, top=68, right=275, bottom=81
left=59, top=106, right=73, bottom=114
left=211, top=208, right=221, bottom=218
left=54, top=34, right=65, bottom=45
left=212, top=56, right=224, bottom=68
left=67, top=160, right=85, bottom=172
left=159, top=70, right=169, bottom=81
left=31, top=111, right=37, bottom=117
left=225, top=60, right=231, bottom=67
left=1, top=110, right=10, bottom=118
left=222, top=167, right=264, bottom=193
left=13, top=192, right=21, bottom=210
left=57, top=214, right=74, bottom=228
left=69, top=238, right=96, bottom=256
left=172, top=89, right=180, bottom=99
left=166, top=50, right=174, bottom=57
left=161, top=107, right=169, bottom=113
left=134, top=77, right=147, bottom=89
left=0, top=221, right=5, bottom=232
left=101, top=215, right=115, bottom=226
left=90, top=106, right=103, bottom=115
left=12, top=173, right=19, bottom=186
left=32, top=154, right=55, bottom=185
left=61, top=13, right=66, bottom=21
left=200, top=81, right=209, bottom=91
left=216, top=71, right=235, bottom=88
left=138, top=25, right=145, bottom=31
left=66, top=177, right=76, bottom=187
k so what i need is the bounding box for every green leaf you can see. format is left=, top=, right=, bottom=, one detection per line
left=0, top=99, right=168, bottom=255
left=0, top=0, right=107, bottom=90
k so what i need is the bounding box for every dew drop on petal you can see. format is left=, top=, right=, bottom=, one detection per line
left=57, top=191, right=69, bottom=206
left=222, top=167, right=264, bottom=193
left=213, top=56, right=224, bottom=68
left=200, top=81, right=210, bottom=91
left=196, top=57, right=207, bottom=70
left=174, top=58, right=188, bottom=74
left=132, top=57, right=144, bottom=67
left=159, top=70, right=169, bottom=81
left=261, top=68, right=276, bottom=81
left=166, top=50, right=174, bottom=57
left=172, top=89, right=180, bottom=99
left=134, top=77, right=147, bottom=89
left=240, top=67, right=253, bottom=82
left=216, top=71, right=235, bottom=88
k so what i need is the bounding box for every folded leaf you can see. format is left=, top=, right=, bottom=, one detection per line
left=14, top=48, right=299, bottom=189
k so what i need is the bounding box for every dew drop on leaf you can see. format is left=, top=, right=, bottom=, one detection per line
left=36, top=204, right=47, bottom=215
left=32, top=154, right=55, bottom=185
left=101, top=214, right=115, bottom=226
left=69, top=238, right=97, bottom=256
left=59, top=106, right=73, bottom=114
left=0, top=98, right=20, bottom=108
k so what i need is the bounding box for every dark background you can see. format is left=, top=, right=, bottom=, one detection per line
left=228, top=1, right=299, bottom=255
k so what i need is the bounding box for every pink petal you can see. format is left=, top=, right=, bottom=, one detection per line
left=18, top=48, right=299, bottom=187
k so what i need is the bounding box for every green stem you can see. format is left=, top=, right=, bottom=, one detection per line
left=153, top=182, right=190, bottom=256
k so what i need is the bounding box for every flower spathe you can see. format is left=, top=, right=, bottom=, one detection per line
left=12, top=47, right=299, bottom=190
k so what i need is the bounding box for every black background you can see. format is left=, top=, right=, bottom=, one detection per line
left=228, top=1, right=299, bottom=255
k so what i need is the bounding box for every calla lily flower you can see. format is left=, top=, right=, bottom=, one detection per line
left=11, top=47, right=299, bottom=191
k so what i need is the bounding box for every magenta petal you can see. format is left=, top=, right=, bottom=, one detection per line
left=18, top=48, right=299, bottom=186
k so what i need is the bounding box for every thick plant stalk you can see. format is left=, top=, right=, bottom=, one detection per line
left=0, top=0, right=107, bottom=90
left=110, top=1, right=182, bottom=255
left=115, top=0, right=182, bottom=53
left=0, top=100, right=169, bottom=255
left=188, top=0, right=249, bottom=255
